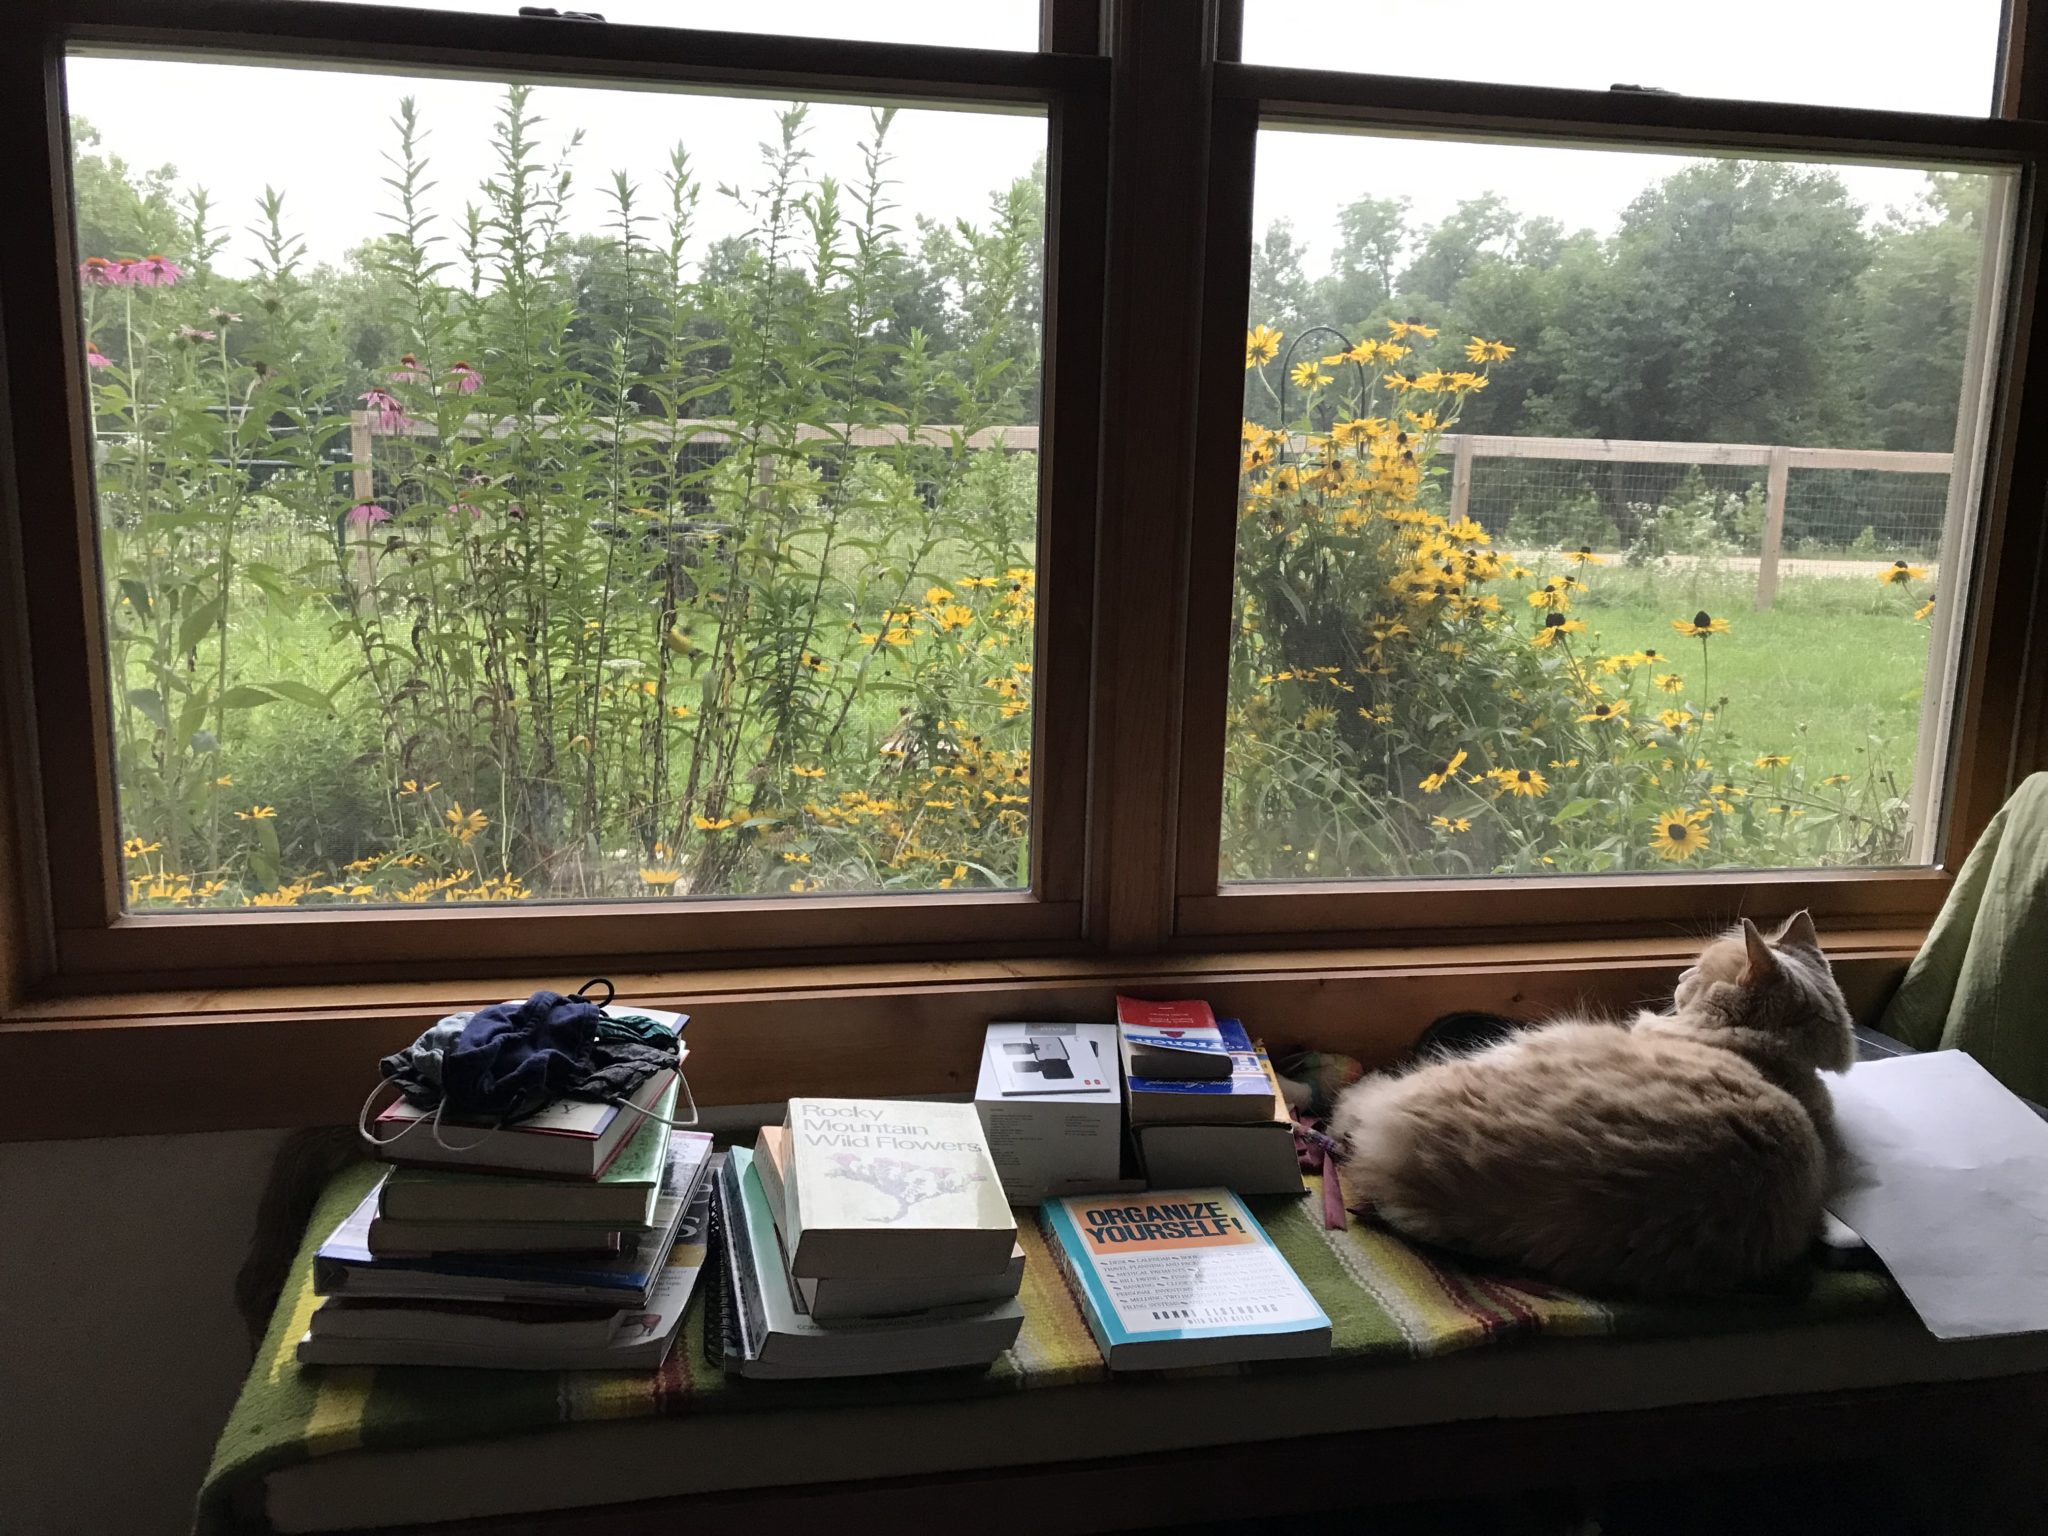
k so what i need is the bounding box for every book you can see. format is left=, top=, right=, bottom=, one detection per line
left=974, top=1022, right=1132, bottom=1204
left=1125, top=1021, right=1281, bottom=1126
left=373, top=1059, right=681, bottom=1180
left=1039, top=1188, right=1331, bottom=1370
left=378, top=1078, right=679, bottom=1226
left=717, top=1148, right=1024, bottom=1379
left=1115, top=995, right=1232, bottom=1081
left=305, top=1297, right=625, bottom=1349
left=299, top=1154, right=720, bottom=1371
left=781, top=1098, right=1015, bottom=1279
left=316, top=1130, right=713, bottom=1307
left=1133, top=1048, right=1306, bottom=1194
left=365, top=1215, right=623, bottom=1258
left=757, top=1120, right=1026, bottom=1319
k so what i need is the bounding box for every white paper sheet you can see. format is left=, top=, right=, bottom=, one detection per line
left=1825, top=1050, right=2048, bottom=1340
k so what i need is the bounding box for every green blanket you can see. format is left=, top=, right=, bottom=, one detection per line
left=196, top=1163, right=1898, bottom=1535
left=1881, top=770, right=2048, bottom=1103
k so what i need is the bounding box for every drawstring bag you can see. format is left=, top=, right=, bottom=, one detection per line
left=359, top=978, right=696, bottom=1153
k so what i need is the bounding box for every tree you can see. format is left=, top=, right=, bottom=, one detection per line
left=1400, top=193, right=1519, bottom=305
left=1856, top=173, right=1992, bottom=452
left=1248, top=217, right=1314, bottom=334
left=1312, top=195, right=1408, bottom=330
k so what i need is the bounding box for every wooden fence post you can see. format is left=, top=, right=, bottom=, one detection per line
left=1756, top=444, right=1790, bottom=611
left=347, top=412, right=377, bottom=614
left=1449, top=434, right=1474, bottom=525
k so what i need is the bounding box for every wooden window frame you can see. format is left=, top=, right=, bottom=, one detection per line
left=0, top=0, right=1111, bottom=988
left=2, top=1, right=2048, bottom=1138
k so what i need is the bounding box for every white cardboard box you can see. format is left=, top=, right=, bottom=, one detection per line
left=974, top=1023, right=1131, bottom=1205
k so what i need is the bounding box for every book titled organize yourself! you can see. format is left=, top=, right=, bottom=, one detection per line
left=1041, top=1189, right=1331, bottom=1370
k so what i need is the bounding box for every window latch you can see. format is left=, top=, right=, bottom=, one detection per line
left=518, top=7, right=608, bottom=20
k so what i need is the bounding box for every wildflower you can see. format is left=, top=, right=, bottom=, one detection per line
left=79, top=256, right=128, bottom=287
left=1655, top=673, right=1685, bottom=694
left=1300, top=705, right=1336, bottom=731
left=1419, top=749, right=1468, bottom=793
left=1464, top=337, right=1514, bottom=363
left=936, top=604, right=975, bottom=631
left=693, top=815, right=734, bottom=830
left=211, top=308, right=242, bottom=326
left=783, top=851, right=812, bottom=863
left=214, top=775, right=234, bottom=787
left=360, top=387, right=411, bottom=433
left=1388, top=320, right=1438, bottom=341
left=1290, top=360, right=1333, bottom=390
left=1445, top=516, right=1490, bottom=545
left=399, top=779, right=440, bottom=796
left=1823, top=773, right=1853, bottom=786
left=177, top=325, right=217, bottom=344
left=1530, top=614, right=1586, bottom=648
left=793, top=764, right=826, bottom=779
left=235, top=805, right=277, bottom=820
left=925, top=586, right=955, bottom=605
left=389, top=353, right=429, bottom=383
left=671, top=705, right=692, bottom=719
left=447, top=501, right=482, bottom=521
left=1565, top=545, right=1605, bottom=565
left=448, top=360, right=482, bottom=393
left=1650, top=807, right=1710, bottom=861
left=445, top=803, right=489, bottom=843
left=87, top=347, right=112, bottom=370
left=1527, top=583, right=1570, bottom=612
left=639, top=868, right=682, bottom=890
left=345, top=503, right=391, bottom=529
left=122, top=837, right=162, bottom=859
left=1492, top=767, right=1549, bottom=799
left=1658, top=708, right=1694, bottom=729
left=1245, top=325, right=1282, bottom=367
left=1880, top=560, right=1928, bottom=586
left=1754, top=753, right=1791, bottom=769
left=1431, top=815, right=1472, bottom=834
left=1578, top=700, right=1628, bottom=724
left=128, top=254, right=184, bottom=287
left=1671, top=611, right=1730, bottom=637
left=1913, top=597, right=1936, bottom=621
left=789, top=877, right=821, bottom=893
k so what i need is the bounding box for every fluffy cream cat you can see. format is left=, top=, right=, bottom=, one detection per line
left=1329, top=912, right=1854, bottom=1296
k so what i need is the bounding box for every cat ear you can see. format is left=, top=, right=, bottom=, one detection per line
left=1773, top=909, right=1820, bottom=951
left=1739, top=917, right=1777, bottom=986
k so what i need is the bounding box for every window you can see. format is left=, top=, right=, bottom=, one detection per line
left=319, top=0, right=1042, bottom=52
left=68, top=53, right=1047, bottom=910
left=4, top=1, right=2046, bottom=1011
left=1238, top=0, right=2007, bottom=117
left=1225, top=127, right=2011, bottom=883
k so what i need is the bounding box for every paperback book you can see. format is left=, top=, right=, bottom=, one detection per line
left=1115, top=995, right=1232, bottom=1081
left=781, top=1098, right=1015, bottom=1279
left=317, top=1129, right=712, bottom=1307
left=1134, top=1048, right=1305, bottom=1195
left=1125, top=1021, right=1280, bottom=1126
left=1039, top=1188, right=1331, bottom=1370
left=716, top=1147, right=1024, bottom=1379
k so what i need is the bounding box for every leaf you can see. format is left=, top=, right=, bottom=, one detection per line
left=263, top=679, right=338, bottom=715
left=219, top=686, right=276, bottom=710
left=125, top=688, right=167, bottom=728
left=1552, top=799, right=1598, bottom=825
left=178, top=593, right=226, bottom=653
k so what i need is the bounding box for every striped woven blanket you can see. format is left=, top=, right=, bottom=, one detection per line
left=197, top=1160, right=1899, bottom=1534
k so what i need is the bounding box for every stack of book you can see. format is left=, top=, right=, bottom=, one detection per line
left=298, top=1009, right=719, bottom=1370
left=1117, top=995, right=1305, bottom=1196
left=715, top=1098, right=1026, bottom=1378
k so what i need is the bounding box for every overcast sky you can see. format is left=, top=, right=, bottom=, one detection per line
left=65, top=0, right=2007, bottom=280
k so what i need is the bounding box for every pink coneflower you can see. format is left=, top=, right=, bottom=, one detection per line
left=448, top=360, right=482, bottom=394
left=447, top=501, right=482, bottom=521
left=388, top=352, right=428, bottom=384
left=177, top=325, right=217, bottom=344
left=87, top=348, right=112, bottom=370
left=344, top=503, right=392, bottom=529
left=359, top=387, right=411, bottom=434
left=210, top=308, right=242, bottom=326
left=79, top=256, right=129, bottom=287
left=127, top=254, right=184, bottom=287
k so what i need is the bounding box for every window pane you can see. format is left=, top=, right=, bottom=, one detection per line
left=69, top=55, right=1045, bottom=909
left=1240, top=0, right=2004, bottom=117
left=302, top=0, right=1040, bottom=51
left=1226, top=127, right=2009, bottom=882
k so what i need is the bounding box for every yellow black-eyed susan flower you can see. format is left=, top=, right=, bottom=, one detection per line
left=1290, top=360, right=1333, bottom=390
left=1419, top=748, right=1468, bottom=793
left=1492, top=766, right=1549, bottom=798
left=1879, top=560, right=1928, bottom=586
left=1565, top=544, right=1605, bottom=565
left=639, top=867, right=681, bottom=890
left=1578, top=700, right=1628, bottom=724
left=1671, top=610, right=1730, bottom=638
left=1655, top=673, right=1685, bottom=694
left=1650, top=807, right=1710, bottom=861
left=1530, top=614, right=1587, bottom=648
left=1245, top=325, right=1282, bottom=368
left=1754, top=753, right=1791, bottom=769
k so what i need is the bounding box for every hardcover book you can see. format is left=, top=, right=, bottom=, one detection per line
left=300, top=1154, right=719, bottom=1371
left=318, top=1129, right=712, bottom=1307
left=782, top=1098, right=1015, bottom=1279
left=374, top=1061, right=681, bottom=1180
left=1115, top=995, right=1233, bottom=1081
left=1125, top=1022, right=1281, bottom=1126
left=377, top=1079, right=679, bottom=1226
left=717, top=1148, right=1023, bottom=1379
left=1039, top=1188, right=1330, bottom=1370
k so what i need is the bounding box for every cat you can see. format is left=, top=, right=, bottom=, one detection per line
left=1327, top=912, right=1854, bottom=1296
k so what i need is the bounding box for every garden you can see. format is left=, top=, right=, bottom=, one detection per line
left=74, top=86, right=1949, bottom=910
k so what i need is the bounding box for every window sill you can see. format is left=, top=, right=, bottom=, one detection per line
left=0, top=930, right=1925, bottom=1141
